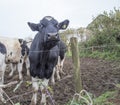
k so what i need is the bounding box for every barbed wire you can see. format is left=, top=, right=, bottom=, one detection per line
left=22, top=44, right=120, bottom=53
left=28, top=48, right=67, bottom=53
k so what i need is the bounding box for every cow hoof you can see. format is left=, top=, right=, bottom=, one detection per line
left=0, top=97, right=6, bottom=103
left=41, top=102, right=46, bottom=105
left=60, top=71, right=65, bottom=75
left=9, top=73, right=13, bottom=77
left=52, top=81, right=55, bottom=85
left=27, top=71, right=30, bottom=76
left=19, top=76, right=23, bottom=81
left=51, top=79, right=55, bottom=85
left=57, top=76, right=60, bottom=81
left=30, top=101, right=36, bottom=105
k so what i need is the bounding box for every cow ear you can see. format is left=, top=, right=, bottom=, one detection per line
left=58, top=20, right=69, bottom=30
left=27, top=22, right=39, bottom=31
left=18, top=39, right=23, bottom=44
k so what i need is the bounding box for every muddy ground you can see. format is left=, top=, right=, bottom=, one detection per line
left=0, top=57, right=120, bottom=105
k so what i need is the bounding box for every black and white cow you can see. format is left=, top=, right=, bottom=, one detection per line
left=7, top=38, right=30, bottom=81
left=28, top=16, right=69, bottom=105
left=0, top=42, right=7, bottom=102
left=51, top=40, right=67, bottom=84
left=0, top=36, right=29, bottom=81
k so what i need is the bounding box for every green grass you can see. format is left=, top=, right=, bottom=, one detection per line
left=65, top=91, right=117, bottom=105
left=93, top=91, right=116, bottom=105
left=66, top=51, right=72, bottom=57
left=79, top=50, right=120, bottom=61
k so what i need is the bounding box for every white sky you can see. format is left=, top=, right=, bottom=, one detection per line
left=0, top=0, right=120, bottom=38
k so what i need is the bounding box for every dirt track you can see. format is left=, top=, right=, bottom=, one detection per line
left=0, top=57, right=120, bottom=105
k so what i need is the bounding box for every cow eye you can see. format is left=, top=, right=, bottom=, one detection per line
left=10, top=52, right=12, bottom=55
left=40, top=24, right=44, bottom=28
left=55, top=24, right=58, bottom=28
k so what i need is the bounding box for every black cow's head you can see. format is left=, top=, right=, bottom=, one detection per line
left=27, top=16, right=69, bottom=49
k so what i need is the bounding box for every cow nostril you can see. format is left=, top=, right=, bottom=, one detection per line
left=47, top=33, right=58, bottom=39
left=55, top=34, right=58, bottom=37
left=47, top=34, right=50, bottom=38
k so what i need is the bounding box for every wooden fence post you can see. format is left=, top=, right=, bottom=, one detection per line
left=70, top=37, right=82, bottom=93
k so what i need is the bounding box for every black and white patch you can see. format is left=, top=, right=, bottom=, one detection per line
left=45, top=16, right=53, bottom=21
left=18, top=39, right=29, bottom=56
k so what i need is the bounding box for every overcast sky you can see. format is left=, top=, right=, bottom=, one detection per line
left=0, top=0, right=120, bottom=38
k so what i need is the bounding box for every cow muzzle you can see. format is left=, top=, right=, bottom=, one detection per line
left=47, top=32, right=58, bottom=40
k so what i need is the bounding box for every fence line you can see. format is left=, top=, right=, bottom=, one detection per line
left=70, top=37, right=82, bottom=93
left=28, top=48, right=66, bottom=53
left=23, top=44, right=120, bottom=53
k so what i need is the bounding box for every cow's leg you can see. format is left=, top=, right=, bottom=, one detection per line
left=56, top=57, right=65, bottom=81
left=51, top=68, right=56, bottom=84
left=9, top=63, right=16, bottom=77
left=0, top=88, right=6, bottom=103
left=56, top=56, right=61, bottom=80
left=25, top=57, right=30, bottom=76
left=40, top=79, right=49, bottom=105
left=17, top=60, right=24, bottom=80
left=59, top=57, right=65, bottom=75
left=0, top=61, right=6, bottom=103
left=56, top=65, right=61, bottom=80
left=30, top=77, right=39, bottom=105
left=1, top=62, right=6, bottom=84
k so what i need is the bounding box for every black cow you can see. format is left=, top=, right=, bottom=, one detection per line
left=51, top=40, right=67, bottom=84
left=27, top=16, right=69, bottom=105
